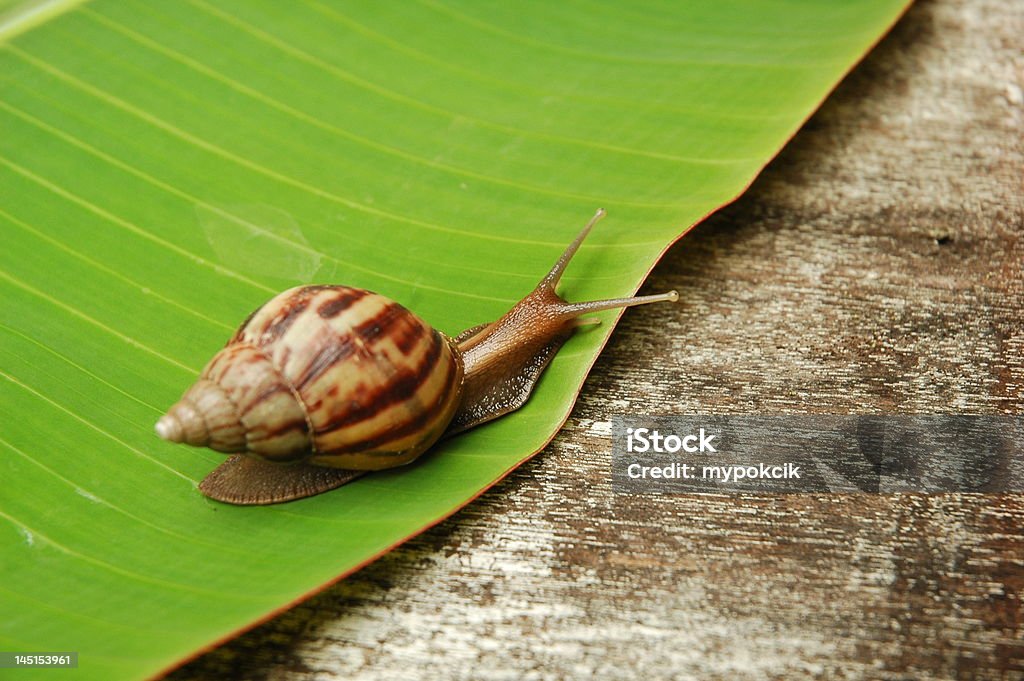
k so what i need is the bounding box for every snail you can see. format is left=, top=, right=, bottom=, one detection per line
left=155, top=209, right=677, bottom=504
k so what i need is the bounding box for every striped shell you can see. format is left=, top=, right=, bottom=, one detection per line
left=155, top=285, right=464, bottom=470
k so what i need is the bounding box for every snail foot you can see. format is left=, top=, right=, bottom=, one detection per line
left=199, top=455, right=366, bottom=505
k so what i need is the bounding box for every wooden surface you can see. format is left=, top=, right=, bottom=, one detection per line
left=169, top=1, right=1023, bottom=679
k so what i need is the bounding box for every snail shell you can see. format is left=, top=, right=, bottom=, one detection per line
left=156, top=285, right=463, bottom=470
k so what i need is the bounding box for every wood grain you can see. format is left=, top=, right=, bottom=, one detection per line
left=167, top=0, right=1023, bottom=678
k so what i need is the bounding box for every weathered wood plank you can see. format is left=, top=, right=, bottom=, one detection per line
left=168, top=0, right=1023, bottom=678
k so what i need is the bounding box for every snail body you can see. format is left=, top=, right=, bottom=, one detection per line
left=157, top=210, right=677, bottom=504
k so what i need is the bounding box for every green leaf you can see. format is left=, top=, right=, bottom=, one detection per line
left=0, top=1, right=908, bottom=678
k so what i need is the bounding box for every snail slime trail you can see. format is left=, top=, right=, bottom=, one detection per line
left=156, top=209, right=678, bottom=505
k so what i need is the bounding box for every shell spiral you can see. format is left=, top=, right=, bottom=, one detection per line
left=155, top=285, right=464, bottom=470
